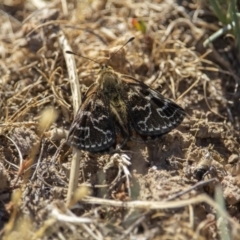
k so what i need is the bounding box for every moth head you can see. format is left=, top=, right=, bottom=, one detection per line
left=98, top=64, right=113, bottom=74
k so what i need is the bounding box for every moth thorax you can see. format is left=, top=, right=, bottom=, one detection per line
left=102, top=72, right=122, bottom=95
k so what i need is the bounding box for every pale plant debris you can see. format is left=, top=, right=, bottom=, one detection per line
left=0, top=0, right=240, bottom=239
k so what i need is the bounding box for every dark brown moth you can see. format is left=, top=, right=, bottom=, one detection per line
left=67, top=40, right=185, bottom=153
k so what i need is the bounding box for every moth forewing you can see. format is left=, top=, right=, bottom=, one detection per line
left=120, top=75, right=185, bottom=136
left=67, top=87, right=116, bottom=152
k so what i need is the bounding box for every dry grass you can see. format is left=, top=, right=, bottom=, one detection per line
left=0, top=0, right=240, bottom=239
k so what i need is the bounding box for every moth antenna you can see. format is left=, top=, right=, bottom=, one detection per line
left=66, top=50, right=100, bottom=65
left=107, top=37, right=135, bottom=64
left=66, top=37, right=134, bottom=66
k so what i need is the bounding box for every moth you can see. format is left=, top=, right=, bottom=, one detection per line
left=67, top=39, right=185, bottom=153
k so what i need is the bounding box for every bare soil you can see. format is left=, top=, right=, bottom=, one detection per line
left=0, top=0, right=240, bottom=239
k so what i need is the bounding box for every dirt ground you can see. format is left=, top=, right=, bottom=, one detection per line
left=1, top=0, right=240, bottom=239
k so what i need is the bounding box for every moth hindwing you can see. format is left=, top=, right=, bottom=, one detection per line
left=67, top=64, right=185, bottom=152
